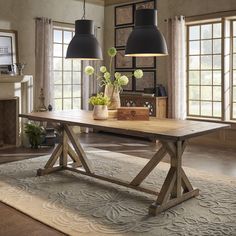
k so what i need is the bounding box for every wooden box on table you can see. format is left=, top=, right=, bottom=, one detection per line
left=117, top=107, right=149, bottom=120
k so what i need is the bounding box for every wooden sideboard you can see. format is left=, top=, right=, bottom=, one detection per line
left=120, top=94, right=167, bottom=118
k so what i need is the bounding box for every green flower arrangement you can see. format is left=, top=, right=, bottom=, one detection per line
left=88, top=93, right=110, bottom=106
left=85, top=47, right=143, bottom=91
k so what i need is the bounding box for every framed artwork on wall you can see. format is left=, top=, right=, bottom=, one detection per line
left=115, top=4, right=134, bottom=27
left=116, top=71, right=133, bottom=91
left=115, top=27, right=133, bottom=48
left=135, top=71, right=156, bottom=92
left=135, top=0, right=156, bottom=10
left=115, top=49, right=133, bottom=69
left=135, top=57, right=156, bottom=69
left=0, top=30, right=18, bottom=67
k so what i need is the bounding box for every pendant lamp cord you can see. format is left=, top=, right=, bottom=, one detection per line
left=82, top=0, right=86, bottom=19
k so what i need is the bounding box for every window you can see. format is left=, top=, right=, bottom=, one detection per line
left=52, top=26, right=82, bottom=110
left=187, top=22, right=222, bottom=118
left=232, top=21, right=236, bottom=119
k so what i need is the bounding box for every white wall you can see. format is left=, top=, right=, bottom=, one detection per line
left=0, top=0, right=104, bottom=79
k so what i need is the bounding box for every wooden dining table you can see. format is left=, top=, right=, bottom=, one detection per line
left=20, top=110, right=229, bottom=216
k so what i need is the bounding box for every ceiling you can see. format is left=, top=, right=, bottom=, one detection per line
left=84, top=0, right=134, bottom=6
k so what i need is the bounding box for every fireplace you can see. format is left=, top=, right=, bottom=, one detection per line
left=0, top=97, right=19, bottom=147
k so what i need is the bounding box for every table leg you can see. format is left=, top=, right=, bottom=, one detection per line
left=37, top=124, right=84, bottom=176
left=148, top=140, right=199, bottom=216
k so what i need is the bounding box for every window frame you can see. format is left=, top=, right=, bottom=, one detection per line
left=52, top=23, right=82, bottom=111
left=186, top=20, right=223, bottom=119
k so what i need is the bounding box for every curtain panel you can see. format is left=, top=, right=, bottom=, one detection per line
left=35, top=17, right=53, bottom=111
left=165, top=16, right=186, bottom=120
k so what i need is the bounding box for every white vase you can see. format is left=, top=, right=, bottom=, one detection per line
left=104, top=84, right=121, bottom=110
left=93, top=105, right=108, bottom=120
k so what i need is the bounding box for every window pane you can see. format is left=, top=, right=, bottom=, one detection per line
left=189, top=71, right=200, bottom=85
left=213, top=86, right=221, bottom=101
left=201, top=24, right=212, bottom=39
left=189, top=56, right=200, bottom=69
left=73, top=98, right=81, bottom=109
left=73, top=85, right=81, bottom=97
left=64, top=31, right=72, bottom=44
left=64, top=59, right=72, bottom=71
left=201, top=55, right=212, bottom=69
left=201, top=102, right=212, bottom=116
left=63, top=72, right=72, bottom=84
left=233, top=38, right=236, bottom=53
left=213, top=39, right=221, bottom=54
left=54, top=72, right=62, bottom=84
left=213, top=55, right=221, bottom=69
left=53, top=58, right=62, bottom=70
left=233, top=87, right=236, bottom=102
left=55, top=99, right=62, bottom=110
left=201, top=71, right=212, bottom=85
left=233, top=55, right=236, bottom=69
left=233, top=103, right=236, bottom=119
left=213, top=102, right=221, bottom=117
left=201, top=40, right=212, bottom=54
left=53, top=44, right=62, bottom=57
left=73, top=60, right=81, bottom=70
left=63, top=99, right=72, bottom=110
left=189, top=26, right=200, bottom=40
left=213, top=71, right=221, bottom=85
left=213, top=23, right=221, bottom=38
left=64, top=85, right=72, bottom=98
left=189, top=101, right=200, bottom=115
left=233, top=71, right=236, bottom=85
left=73, top=72, right=81, bottom=84
left=189, top=41, right=200, bottom=55
left=53, top=30, right=62, bottom=43
left=233, top=21, right=236, bottom=37
left=201, top=86, right=212, bottom=100
left=189, top=86, right=199, bottom=100
left=54, top=85, right=62, bottom=98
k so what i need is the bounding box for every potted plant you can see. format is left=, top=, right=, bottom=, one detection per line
left=25, top=122, right=45, bottom=148
left=85, top=47, right=143, bottom=110
left=89, top=93, right=110, bottom=120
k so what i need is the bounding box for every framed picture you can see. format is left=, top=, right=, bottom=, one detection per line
left=115, top=49, right=133, bottom=69
left=0, top=30, right=18, bottom=67
left=135, top=57, right=156, bottom=69
left=135, top=71, right=156, bottom=92
left=135, top=0, right=156, bottom=10
left=115, top=4, right=134, bottom=27
left=116, top=71, right=133, bottom=91
left=115, top=27, right=133, bottom=48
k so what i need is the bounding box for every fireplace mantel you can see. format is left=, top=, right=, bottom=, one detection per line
left=0, top=75, right=31, bottom=83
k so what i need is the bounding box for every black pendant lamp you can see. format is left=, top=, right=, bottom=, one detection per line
left=125, top=9, right=168, bottom=57
left=66, top=0, right=102, bottom=60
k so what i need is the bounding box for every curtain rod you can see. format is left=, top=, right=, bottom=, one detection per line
left=185, top=9, right=236, bottom=22
left=164, top=9, right=236, bottom=22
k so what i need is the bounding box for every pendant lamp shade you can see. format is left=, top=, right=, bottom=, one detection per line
left=125, top=9, right=168, bottom=57
left=66, top=20, right=103, bottom=60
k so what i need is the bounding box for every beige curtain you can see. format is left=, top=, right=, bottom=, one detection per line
left=166, top=16, right=186, bottom=119
left=34, top=17, right=53, bottom=111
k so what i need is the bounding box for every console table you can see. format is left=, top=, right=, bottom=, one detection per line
left=120, top=94, right=167, bottom=118
left=20, top=110, right=229, bottom=216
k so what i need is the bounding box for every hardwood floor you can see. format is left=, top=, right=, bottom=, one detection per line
left=0, top=132, right=236, bottom=236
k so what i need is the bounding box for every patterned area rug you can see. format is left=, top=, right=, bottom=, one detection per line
left=0, top=148, right=235, bottom=236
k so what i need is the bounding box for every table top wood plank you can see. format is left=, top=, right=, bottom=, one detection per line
left=19, top=110, right=230, bottom=141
